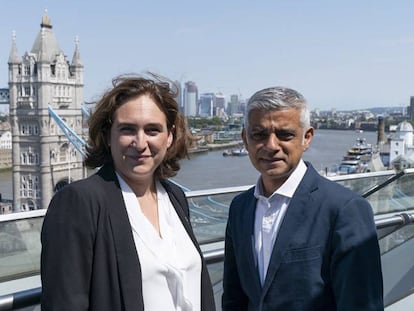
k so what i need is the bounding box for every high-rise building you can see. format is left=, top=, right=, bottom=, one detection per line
left=8, top=11, right=84, bottom=211
left=228, top=94, right=239, bottom=116
left=199, top=93, right=214, bottom=117
left=214, top=92, right=226, bottom=117
left=409, top=96, right=414, bottom=121
left=183, top=81, right=198, bottom=117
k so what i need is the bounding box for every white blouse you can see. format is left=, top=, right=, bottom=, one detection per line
left=116, top=174, right=201, bottom=311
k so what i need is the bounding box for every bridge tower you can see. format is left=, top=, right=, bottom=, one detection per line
left=8, top=11, right=85, bottom=211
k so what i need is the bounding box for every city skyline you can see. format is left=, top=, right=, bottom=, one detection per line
left=1, top=0, right=414, bottom=111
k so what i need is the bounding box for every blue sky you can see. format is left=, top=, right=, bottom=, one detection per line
left=1, top=0, right=414, bottom=111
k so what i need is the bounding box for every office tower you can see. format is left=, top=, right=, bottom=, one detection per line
left=183, top=81, right=198, bottom=117
left=199, top=93, right=214, bottom=117
left=214, top=92, right=226, bottom=117
left=228, top=94, right=239, bottom=116
left=409, top=96, right=414, bottom=121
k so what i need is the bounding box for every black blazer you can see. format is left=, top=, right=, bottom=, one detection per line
left=41, top=164, right=215, bottom=311
left=222, top=162, right=383, bottom=311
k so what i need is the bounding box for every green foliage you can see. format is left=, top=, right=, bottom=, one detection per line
left=187, top=117, right=224, bottom=129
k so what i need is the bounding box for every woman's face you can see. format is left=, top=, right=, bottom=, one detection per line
left=109, top=94, right=172, bottom=187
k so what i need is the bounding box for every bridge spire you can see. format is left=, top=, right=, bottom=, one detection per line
left=8, top=31, right=21, bottom=64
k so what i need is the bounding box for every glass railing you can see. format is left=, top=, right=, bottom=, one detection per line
left=1, top=168, right=414, bottom=310
left=0, top=211, right=43, bottom=284
left=332, top=168, right=414, bottom=216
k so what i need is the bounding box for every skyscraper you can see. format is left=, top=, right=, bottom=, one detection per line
left=229, top=94, right=239, bottom=116
left=199, top=93, right=214, bottom=117
left=183, top=81, right=198, bottom=117
left=214, top=92, right=226, bottom=117
left=409, top=96, right=414, bottom=121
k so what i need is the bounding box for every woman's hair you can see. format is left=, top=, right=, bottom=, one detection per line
left=84, top=72, right=194, bottom=179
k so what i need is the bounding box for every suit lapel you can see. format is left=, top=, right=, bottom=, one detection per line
left=261, top=165, right=319, bottom=295
left=241, top=190, right=263, bottom=292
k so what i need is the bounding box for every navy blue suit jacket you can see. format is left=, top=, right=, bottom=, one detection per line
left=222, top=162, right=383, bottom=311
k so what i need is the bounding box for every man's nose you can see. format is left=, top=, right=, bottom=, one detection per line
left=265, top=133, right=280, bottom=150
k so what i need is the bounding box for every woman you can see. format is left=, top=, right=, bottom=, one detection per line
left=41, top=73, right=216, bottom=311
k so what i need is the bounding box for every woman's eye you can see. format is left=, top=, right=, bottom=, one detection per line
left=146, top=128, right=162, bottom=135
left=120, top=126, right=135, bottom=134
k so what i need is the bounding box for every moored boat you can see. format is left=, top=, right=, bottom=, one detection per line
left=334, top=138, right=373, bottom=175
left=223, top=148, right=248, bottom=157
left=231, top=148, right=248, bottom=156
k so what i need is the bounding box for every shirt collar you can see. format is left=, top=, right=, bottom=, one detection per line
left=254, top=159, right=307, bottom=199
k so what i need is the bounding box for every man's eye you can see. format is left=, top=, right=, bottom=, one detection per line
left=250, top=132, right=267, bottom=140
left=277, top=132, right=295, bottom=141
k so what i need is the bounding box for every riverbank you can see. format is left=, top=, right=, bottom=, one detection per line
left=206, top=140, right=243, bottom=151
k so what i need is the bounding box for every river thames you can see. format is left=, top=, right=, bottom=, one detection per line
left=173, top=129, right=379, bottom=190
left=0, top=129, right=379, bottom=199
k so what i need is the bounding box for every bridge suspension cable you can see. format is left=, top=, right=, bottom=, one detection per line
left=48, top=105, right=87, bottom=157
left=81, top=105, right=90, bottom=118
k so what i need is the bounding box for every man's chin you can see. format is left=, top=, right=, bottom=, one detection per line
left=262, top=166, right=291, bottom=178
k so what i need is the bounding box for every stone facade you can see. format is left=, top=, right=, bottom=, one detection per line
left=8, top=11, right=85, bottom=211
left=0, top=149, right=12, bottom=169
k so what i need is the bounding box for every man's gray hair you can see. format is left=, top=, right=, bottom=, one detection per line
left=245, top=87, right=310, bottom=129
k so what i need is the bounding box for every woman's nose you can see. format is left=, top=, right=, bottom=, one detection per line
left=131, top=131, right=148, bottom=150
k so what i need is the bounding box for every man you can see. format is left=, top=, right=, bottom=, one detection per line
left=222, top=87, right=383, bottom=310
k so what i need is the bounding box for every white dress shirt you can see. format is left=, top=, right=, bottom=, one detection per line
left=253, top=160, right=307, bottom=285
left=117, top=174, right=201, bottom=311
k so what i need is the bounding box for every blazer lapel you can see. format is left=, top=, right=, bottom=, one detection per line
left=261, top=166, right=318, bottom=295
left=99, top=165, right=144, bottom=310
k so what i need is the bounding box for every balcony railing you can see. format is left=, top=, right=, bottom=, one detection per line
left=1, top=168, right=414, bottom=310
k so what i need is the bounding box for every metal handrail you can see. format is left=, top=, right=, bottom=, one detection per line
left=1, top=168, right=414, bottom=310
left=1, top=212, right=414, bottom=310
left=3, top=168, right=414, bottom=223
left=362, top=170, right=405, bottom=198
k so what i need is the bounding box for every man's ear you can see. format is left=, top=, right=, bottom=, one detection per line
left=242, top=128, right=248, bottom=147
left=303, top=127, right=314, bottom=151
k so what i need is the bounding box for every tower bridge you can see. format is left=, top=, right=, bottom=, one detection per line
left=8, top=11, right=86, bottom=211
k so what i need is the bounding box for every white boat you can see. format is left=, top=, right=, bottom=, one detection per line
left=223, top=148, right=248, bottom=157
left=335, top=138, right=373, bottom=175
left=231, top=148, right=248, bottom=156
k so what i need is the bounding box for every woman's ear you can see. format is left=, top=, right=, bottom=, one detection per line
left=167, top=126, right=174, bottom=148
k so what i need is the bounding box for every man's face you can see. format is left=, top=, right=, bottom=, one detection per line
left=242, top=108, right=313, bottom=193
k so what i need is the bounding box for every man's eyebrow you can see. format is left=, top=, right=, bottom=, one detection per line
left=250, top=126, right=266, bottom=131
